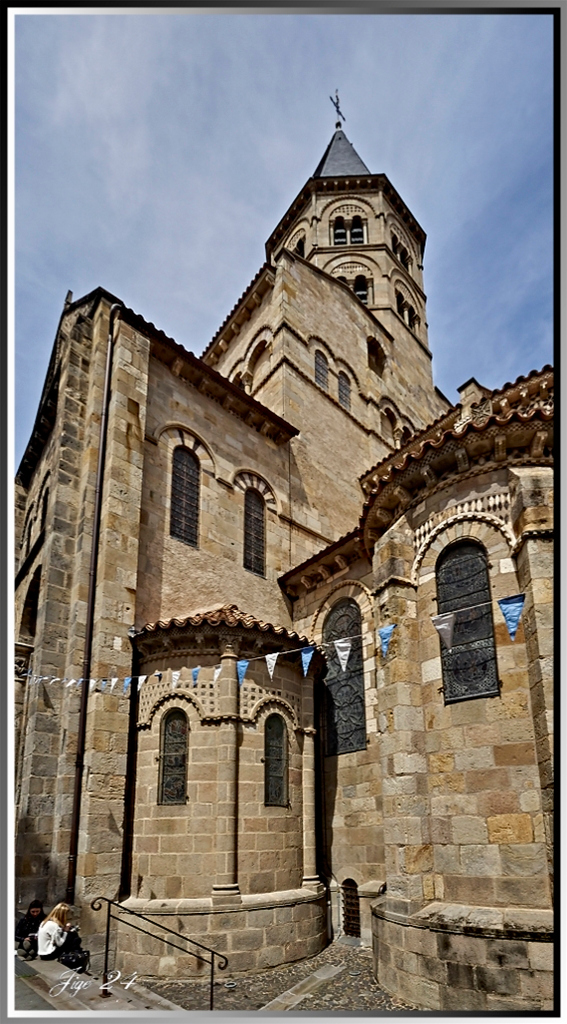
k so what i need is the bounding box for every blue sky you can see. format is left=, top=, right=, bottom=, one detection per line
left=13, top=10, right=554, bottom=465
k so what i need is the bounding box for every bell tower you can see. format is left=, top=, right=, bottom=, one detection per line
left=265, top=123, right=430, bottom=354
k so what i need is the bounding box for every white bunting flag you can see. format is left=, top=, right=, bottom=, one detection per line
left=171, top=671, right=181, bottom=689
left=89, top=679, right=97, bottom=693
left=49, top=678, right=60, bottom=686
left=431, top=612, right=456, bottom=653
left=213, top=665, right=222, bottom=684
left=137, top=675, right=147, bottom=691
left=66, top=678, right=77, bottom=688
left=110, top=678, right=119, bottom=692
left=334, top=638, right=352, bottom=672
left=265, top=653, right=279, bottom=679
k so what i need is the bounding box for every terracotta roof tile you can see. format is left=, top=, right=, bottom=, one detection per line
left=135, top=604, right=311, bottom=646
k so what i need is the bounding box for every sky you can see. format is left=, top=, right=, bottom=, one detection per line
left=13, top=8, right=554, bottom=466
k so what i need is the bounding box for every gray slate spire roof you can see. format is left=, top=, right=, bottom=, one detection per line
left=313, top=127, right=371, bottom=178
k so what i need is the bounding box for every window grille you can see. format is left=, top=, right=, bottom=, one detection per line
left=158, top=709, right=188, bottom=804
left=338, top=371, right=351, bottom=411
left=315, top=351, right=329, bottom=390
left=244, top=488, right=265, bottom=576
left=354, top=275, right=368, bottom=304
left=170, top=447, right=200, bottom=547
left=342, top=879, right=361, bottom=937
left=436, top=542, right=500, bottom=704
left=350, top=216, right=364, bottom=244
left=323, top=598, right=366, bottom=755
left=264, top=714, right=287, bottom=806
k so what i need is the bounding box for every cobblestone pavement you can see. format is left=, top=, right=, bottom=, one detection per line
left=144, top=941, right=418, bottom=1013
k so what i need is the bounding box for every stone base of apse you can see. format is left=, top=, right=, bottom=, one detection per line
left=371, top=897, right=554, bottom=1012
left=113, top=888, right=327, bottom=978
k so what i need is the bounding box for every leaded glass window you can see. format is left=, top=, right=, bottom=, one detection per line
left=436, top=541, right=500, bottom=704
left=159, top=709, right=188, bottom=804
left=244, top=488, right=265, bottom=576
left=315, top=351, right=329, bottom=390
left=338, top=371, right=351, bottom=411
left=323, top=599, right=366, bottom=756
left=264, top=714, right=287, bottom=806
left=170, top=447, right=199, bottom=547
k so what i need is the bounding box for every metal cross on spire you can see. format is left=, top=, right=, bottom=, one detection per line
left=330, top=89, right=345, bottom=125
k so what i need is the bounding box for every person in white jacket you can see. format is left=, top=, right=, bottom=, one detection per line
left=37, top=903, right=78, bottom=960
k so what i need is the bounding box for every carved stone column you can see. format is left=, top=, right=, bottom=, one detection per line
left=211, top=643, right=241, bottom=902
left=301, top=674, right=323, bottom=893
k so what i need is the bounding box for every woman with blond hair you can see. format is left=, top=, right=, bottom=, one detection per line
left=37, top=903, right=80, bottom=960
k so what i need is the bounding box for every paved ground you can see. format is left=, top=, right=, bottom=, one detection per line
left=144, top=940, right=418, bottom=1014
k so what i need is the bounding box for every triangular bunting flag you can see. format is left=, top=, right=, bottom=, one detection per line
left=171, top=670, right=181, bottom=690
left=237, top=660, right=249, bottom=686
left=301, top=646, right=315, bottom=677
left=101, top=679, right=107, bottom=691
left=213, top=665, right=222, bottom=683
left=109, top=678, right=118, bottom=692
left=89, top=679, right=97, bottom=693
left=431, top=612, right=456, bottom=652
left=498, top=594, right=525, bottom=641
left=137, top=675, right=147, bottom=691
left=123, top=677, right=132, bottom=694
left=66, top=678, right=76, bottom=688
left=192, top=666, right=201, bottom=687
left=333, top=638, right=352, bottom=672
left=49, top=678, right=60, bottom=685
left=378, top=624, right=397, bottom=657
left=265, top=653, right=278, bottom=679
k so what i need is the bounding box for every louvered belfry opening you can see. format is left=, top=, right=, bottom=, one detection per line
left=170, top=446, right=200, bottom=546
left=244, top=488, right=265, bottom=576
left=159, top=709, right=188, bottom=805
left=342, top=878, right=361, bottom=937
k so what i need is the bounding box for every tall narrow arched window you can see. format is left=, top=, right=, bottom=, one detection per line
left=323, top=598, right=366, bottom=755
left=315, top=350, right=329, bottom=391
left=354, top=276, right=368, bottom=304
left=333, top=217, right=347, bottom=245
left=294, top=237, right=305, bottom=257
left=396, top=290, right=405, bottom=317
left=19, top=566, right=41, bottom=642
left=158, top=709, right=188, bottom=804
left=244, top=488, right=265, bottom=576
left=436, top=542, right=500, bottom=704
left=170, top=446, right=200, bottom=547
left=40, top=490, right=49, bottom=532
left=350, top=216, right=364, bottom=244
left=338, top=371, right=351, bottom=411
left=264, top=713, right=287, bottom=806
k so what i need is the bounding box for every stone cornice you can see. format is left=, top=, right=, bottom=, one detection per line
left=200, top=263, right=275, bottom=364
left=279, top=529, right=368, bottom=599
left=360, top=398, right=554, bottom=553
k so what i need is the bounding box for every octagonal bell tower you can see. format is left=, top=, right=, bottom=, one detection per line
left=265, top=122, right=429, bottom=354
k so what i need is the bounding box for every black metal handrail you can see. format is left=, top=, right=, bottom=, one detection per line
left=91, top=896, right=228, bottom=1010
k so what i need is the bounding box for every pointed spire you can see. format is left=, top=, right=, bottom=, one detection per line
left=313, top=128, right=371, bottom=179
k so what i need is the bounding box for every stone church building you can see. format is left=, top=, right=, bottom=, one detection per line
left=14, top=124, right=553, bottom=1011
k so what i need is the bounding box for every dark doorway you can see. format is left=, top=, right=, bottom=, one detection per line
left=342, top=878, right=360, bottom=937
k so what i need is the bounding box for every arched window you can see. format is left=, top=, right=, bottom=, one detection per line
left=294, top=237, right=305, bottom=257
left=170, top=447, right=200, bottom=547
left=407, top=305, right=418, bottom=330
left=159, top=709, right=189, bottom=804
left=350, top=216, right=364, bottom=244
left=381, top=408, right=396, bottom=443
left=19, top=566, right=41, bottom=642
left=314, top=350, right=329, bottom=391
left=322, top=598, right=366, bottom=755
left=354, top=276, right=368, bottom=304
left=396, top=290, right=405, bottom=318
left=264, top=713, right=287, bottom=806
left=400, top=246, right=410, bottom=271
left=333, top=217, right=347, bottom=245
left=436, top=541, right=500, bottom=704
left=342, top=879, right=361, bottom=937
left=40, top=490, right=49, bottom=532
left=244, top=488, right=265, bottom=576
left=24, top=520, right=33, bottom=557
left=338, top=371, right=351, bottom=411
left=391, top=233, right=399, bottom=256
left=368, top=338, right=386, bottom=376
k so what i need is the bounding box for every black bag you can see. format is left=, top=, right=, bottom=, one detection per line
left=59, top=949, right=90, bottom=973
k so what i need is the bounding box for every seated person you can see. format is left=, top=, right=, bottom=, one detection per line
left=37, top=903, right=80, bottom=961
left=15, top=900, right=45, bottom=959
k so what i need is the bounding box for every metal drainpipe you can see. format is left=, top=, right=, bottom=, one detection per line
left=66, top=302, right=122, bottom=905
